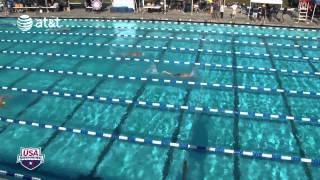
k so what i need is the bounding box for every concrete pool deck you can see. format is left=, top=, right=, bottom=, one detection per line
left=1, top=8, right=320, bottom=29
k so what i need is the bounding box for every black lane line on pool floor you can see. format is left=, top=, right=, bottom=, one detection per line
left=0, top=37, right=87, bottom=128
left=162, top=34, right=202, bottom=180
left=263, top=38, right=313, bottom=180
left=40, top=78, right=106, bottom=151
left=0, top=59, right=29, bottom=134
left=0, top=69, right=96, bottom=179
left=162, top=90, right=191, bottom=180
left=232, top=35, right=241, bottom=180
left=87, top=35, right=152, bottom=178
left=293, top=39, right=319, bottom=73
left=87, top=82, right=148, bottom=178
left=0, top=52, right=87, bottom=134
left=5, top=61, right=50, bottom=90
left=39, top=34, right=110, bottom=150
left=0, top=59, right=88, bottom=180
left=0, top=48, right=55, bottom=134
left=2, top=44, right=49, bottom=89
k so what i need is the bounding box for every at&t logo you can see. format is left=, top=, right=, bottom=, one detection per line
left=17, top=15, right=33, bottom=31
left=17, top=15, right=61, bottom=31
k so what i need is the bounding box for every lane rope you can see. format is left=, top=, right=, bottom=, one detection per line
left=1, top=86, right=320, bottom=125
left=1, top=65, right=320, bottom=99
left=0, top=116, right=319, bottom=166
left=1, top=49, right=319, bottom=78
left=0, top=30, right=318, bottom=50
left=0, top=169, right=41, bottom=180
left=60, top=24, right=320, bottom=40
left=8, top=22, right=318, bottom=41
left=61, top=18, right=320, bottom=33
left=1, top=39, right=320, bottom=63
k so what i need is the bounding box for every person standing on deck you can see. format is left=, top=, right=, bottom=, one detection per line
left=261, top=4, right=267, bottom=24
left=281, top=7, right=287, bottom=23
left=220, top=3, right=224, bottom=18
left=208, top=0, right=213, bottom=17
left=231, top=3, right=238, bottom=20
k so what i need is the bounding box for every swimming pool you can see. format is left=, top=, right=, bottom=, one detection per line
left=0, top=17, right=320, bottom=180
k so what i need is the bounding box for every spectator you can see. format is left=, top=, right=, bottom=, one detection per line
left=252, top=7, right=259, bottom=21
left=220, top=3, right=224, bottom=18
left=6, top=0, right=13, bottom=13
left=50, top=1, right=59, bottom=8
left=211, top=1, right=219, bottom=18
left=85, top=0, right=91, bottom=8
left=231, top=3, right=238, bottom=19
left=3, top=0, right=9, bottom=16
left=261, top=4, right=266, bottom=23
left=208, top=0, right=213, bottom=15
left=281, top=7, right=287, bottom=22
left=58, top=0, right=67, bottom=11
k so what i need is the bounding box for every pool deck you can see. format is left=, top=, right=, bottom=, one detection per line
left=1, top=8, right=320, bottom=29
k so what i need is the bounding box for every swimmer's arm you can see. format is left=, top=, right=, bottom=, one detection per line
left=161, top=71, right=173, bottom=76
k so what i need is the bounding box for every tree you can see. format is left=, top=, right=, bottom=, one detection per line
left=288, top=0, right=299, bottom=7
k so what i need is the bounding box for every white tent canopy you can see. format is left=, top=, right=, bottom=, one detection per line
left=248, top=0, right=283, bottom=18
left=250, top=0, right=283, bottom=5
left=112, top=0, right=135, bottom=10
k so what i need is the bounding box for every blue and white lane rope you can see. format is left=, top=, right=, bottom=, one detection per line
left=0, top=169, right=41, bottom=180
left=57, top=24, right=319, bottom=41
left=62, top=18, right=320, bottom=32
left=1, top=65, right=320, bottom=99
left=0, top=30, right=318, bottom=50
left=0, top=116, right=319, bottom=166
left=1, top=86, right=320, bottom=125
left=1, top=39, right=320, bottom=63
left=1, top=49, right=319, bottom=78
left=11, top=21, right=316, bottom=40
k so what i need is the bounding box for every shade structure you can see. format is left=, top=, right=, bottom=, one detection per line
left=250, top=0, right=283, bottom=4
left=248, top=0, right=283, bottom=18
left=141, top=0, right=167, bottom=13
left=111, top=0, right=135, bottom=12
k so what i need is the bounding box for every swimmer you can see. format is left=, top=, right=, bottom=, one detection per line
left=147, top=63, right=197, bottom=78
left=161, top=68, right=197, bottom=78
left=146, top=63, right=159, bottom=74
left=129, top=52, right=143, bottom=57
left=117, top=52, right=143, bottom=57
left=0, top=96, right=6, bottom=108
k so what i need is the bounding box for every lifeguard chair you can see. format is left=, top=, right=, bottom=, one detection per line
left=298, top=0, right=310, bottom=22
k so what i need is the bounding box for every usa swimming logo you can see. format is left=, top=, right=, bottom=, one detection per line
left=17, top=147, right=45, bottom=170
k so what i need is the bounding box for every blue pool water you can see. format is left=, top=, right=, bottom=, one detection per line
left=0, top=18, right=320, bottom=180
